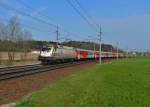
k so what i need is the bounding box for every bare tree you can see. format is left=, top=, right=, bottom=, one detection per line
left=0, top=23, right=7, bottom=51
left=0, top=16, right=33, bottom=64
left=20, top=30, right=32, bottom=60
left=0, top=23, right=6, bottom=41
left=6, top=16, right=27, bottom=62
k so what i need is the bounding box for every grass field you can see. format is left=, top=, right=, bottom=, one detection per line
left=16, top=58, right=150, bottom=107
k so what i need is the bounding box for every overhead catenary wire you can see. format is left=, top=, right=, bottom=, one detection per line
left=14, top=0, right=89, bottom=40
left=0, top=16, right=52, bottom=33
left=74, top=0, right=99, bottom=29
left=0, top=1, right=57, bottom=28
left=66, top=0, right=98, bottom=31
left=15, top=0, right=56, bottom=24
left=0, top=0, right=96, bottom=42
left=73, top=0, right=103, bottom=59
left=15, top=0, right=89, bottom=39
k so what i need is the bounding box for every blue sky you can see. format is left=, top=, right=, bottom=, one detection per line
left=0, top=0, right=150, bottom=51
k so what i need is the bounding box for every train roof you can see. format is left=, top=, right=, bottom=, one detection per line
left=45, top=44, right=123, bottom=54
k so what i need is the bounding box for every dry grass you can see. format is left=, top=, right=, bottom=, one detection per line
left=0, top=52, right=40, bottom=67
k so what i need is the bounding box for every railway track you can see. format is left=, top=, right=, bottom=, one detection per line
left=0, top=60, right=96, bottom=81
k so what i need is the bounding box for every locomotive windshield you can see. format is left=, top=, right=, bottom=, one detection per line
left=42, top=48, right=51, bottom=52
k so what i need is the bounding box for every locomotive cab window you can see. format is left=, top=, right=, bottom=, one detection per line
left=42, top=48, right=51, bottom=52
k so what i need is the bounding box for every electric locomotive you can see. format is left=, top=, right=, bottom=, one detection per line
left=39, top=44, right=76, bottom=64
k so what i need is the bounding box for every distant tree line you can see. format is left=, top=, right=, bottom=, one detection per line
left=61, top=41, right=124, bottom=52
left=30, top=40, right=124, bottom=52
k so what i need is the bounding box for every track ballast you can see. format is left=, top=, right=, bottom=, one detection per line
left=0, top=60, right=96, bottom=81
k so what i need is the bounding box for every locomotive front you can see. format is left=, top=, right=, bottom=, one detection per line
left=39, top=45, right=55, bottom=63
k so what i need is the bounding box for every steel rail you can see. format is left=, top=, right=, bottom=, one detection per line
left=0, top=63, right=41, bottom=71
left=0, top=60, right=96, bottom=81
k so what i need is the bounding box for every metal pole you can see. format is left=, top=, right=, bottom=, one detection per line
left=56, top=25, right=59, bottom=46
left=93, top=42, right=95, bottom=51
left=117, top=42, right=119, bottom=60
left=99, top=39, right=101, bottom=64
left=99, top=26, right=102, bottom=64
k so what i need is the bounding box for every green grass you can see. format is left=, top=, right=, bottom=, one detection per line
left=16, top=58, right=150, bottom=107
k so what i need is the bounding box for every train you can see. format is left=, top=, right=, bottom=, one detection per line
left=39, top=44, right=124, bottom=64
